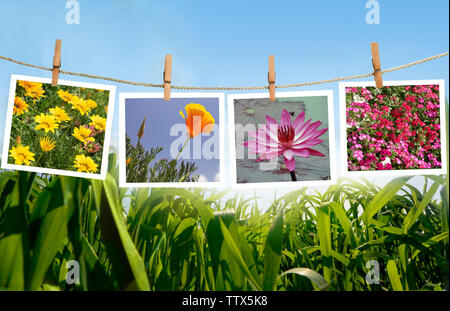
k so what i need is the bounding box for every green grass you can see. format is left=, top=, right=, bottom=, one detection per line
left=0, top=154, right=448, bottom=291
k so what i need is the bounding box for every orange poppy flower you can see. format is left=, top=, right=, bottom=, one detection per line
left=179, top=103, right=215, bottom=138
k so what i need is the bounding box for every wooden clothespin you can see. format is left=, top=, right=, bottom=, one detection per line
left=268, top=55, right=276, bottom=102
left=163, top=54, right=172, bottom=101
left=52, top=39, right=62, bottom=86
left=371, top=42, right=383, bottom=88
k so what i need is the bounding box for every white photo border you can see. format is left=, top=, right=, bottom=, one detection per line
left=227, top=90, right=337, bottom=189
left=339, top=80, right=447, bottom=177
left=119, top=92, right=226, bottom=188
left=1, top=74, right=116, bottom=180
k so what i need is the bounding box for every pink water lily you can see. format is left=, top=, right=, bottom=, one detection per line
left=243, top=109, right=327, bottom=172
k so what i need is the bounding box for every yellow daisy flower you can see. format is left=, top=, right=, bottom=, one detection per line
left=70, top=97, right=92, bottom=115
left=9, top=145, right=35, bottom=165
left=89, top=115, right=106, bottom=131
left=18, top=81, right=41, bottom=90
left=72, top=126, right=95, bottom=143
left=39, top=137, right=56, bottom=152
left=57, top=90, right=76, bottom=103
left=19, top=81, right=46, bottom=100
left=85, top=99, right=98, bottom=110
left=13, top=97, right=29, bottom=115
left=49, top=106, right=71, bottom=123
left=27, top=86, right=46, bottom=100
left=35, top=113, right=58, bottom=133
left=73, top=154, right=98, bottom=173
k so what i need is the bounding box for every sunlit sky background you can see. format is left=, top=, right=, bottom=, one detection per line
left=0, top=1, right=448, bottom=208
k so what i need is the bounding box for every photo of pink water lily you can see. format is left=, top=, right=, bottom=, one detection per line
left=232, top=94, right=333, bottom=184
left=243, top=109, right=327, bottom=181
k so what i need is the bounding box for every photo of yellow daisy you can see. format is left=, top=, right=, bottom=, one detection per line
left=2, top=75, right=115, bottom=179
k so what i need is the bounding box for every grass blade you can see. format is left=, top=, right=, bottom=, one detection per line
left=386, top=260, right=403, bottom=291
left=262, top=208, right=284, bottom=290
left=279, top=268, right=329, bottom=290
left=29, top=204, right=73, bottom=290
left=100, top=174, right=150, bottom=290
left=219, top=220, right=262, bottom=291
left=403, top=181, right=440, bottom=233
left=362, top=177, right=412, bottom=223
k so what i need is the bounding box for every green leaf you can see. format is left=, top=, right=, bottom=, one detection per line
left=316, top=204, right=332, bottom=283
left=173, top=217, right=196, bottom=242
left=362, top=177, right=412, bottom=223
left=402, top=181, right=440, bottom=233
left=262, top=208, right=284, bottom=290
left=329, top=250, right=350, bottom=267
left=80, top=235, right=115, bottom=290
left=205, top=210, right=235, bottom=277
left=330, top=202, right=356, bottom=247
left=29, top=204, right=73, bottom=290
left=377, top=226, right=403, bottom=236
left=219, top=220, right=261, bottom=291
left=440, top=185, right=449, bottom=235
left=100, top=174, right=150, bottom=290
left=41, top=283, right=61, bottom=291
left=279, top=268, right=329, bottom=290
left=386, top=260, right=403, bottom=291
left=0, top=204, right=28, bottom=290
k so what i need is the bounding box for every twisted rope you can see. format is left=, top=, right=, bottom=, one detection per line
left=1, top=51, right=448, bottom=90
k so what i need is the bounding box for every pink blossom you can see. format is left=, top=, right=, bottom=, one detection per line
left=243, top=109, right=327, bottom=171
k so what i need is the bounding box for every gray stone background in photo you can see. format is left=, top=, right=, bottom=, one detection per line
left=234, top=97, right=331, bottom=183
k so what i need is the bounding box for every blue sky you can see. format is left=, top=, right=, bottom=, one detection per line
left=0, top=0, right=448, bottom=205
left=126, top=97, right=220, bottom=182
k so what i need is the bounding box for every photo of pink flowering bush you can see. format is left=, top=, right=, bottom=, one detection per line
left=345, top=84, right=443, bottom=171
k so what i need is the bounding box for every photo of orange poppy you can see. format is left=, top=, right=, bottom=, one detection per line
left=119, top=93, right=225, bottom=187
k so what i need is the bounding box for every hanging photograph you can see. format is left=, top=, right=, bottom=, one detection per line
left=340, top=80, right=447, bottom=176
left=1, top=74, right=116, bottom=179
left=119, top=93, right=225, bottom=187
left=228, top=91, right=336, bottom=187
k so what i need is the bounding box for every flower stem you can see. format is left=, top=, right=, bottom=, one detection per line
left=290, top=171, right=297, bottom=181
left=175, top=136, right=191, bottom=161
left=36, top=153, right=45, bottom=167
